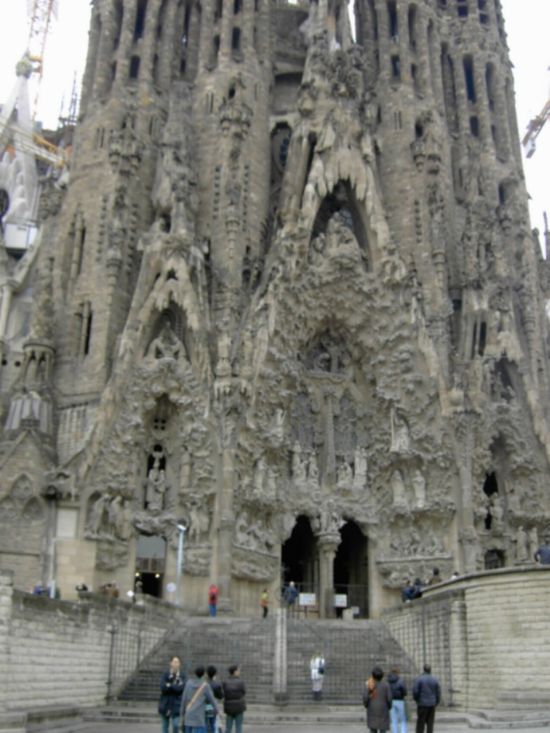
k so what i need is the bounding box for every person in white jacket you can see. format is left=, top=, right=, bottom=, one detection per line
left=310, top=653, right=325, bottom=701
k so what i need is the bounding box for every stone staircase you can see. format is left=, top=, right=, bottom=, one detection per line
left=115, top=613, right=417, bottom=707
left=118, top=615, right=275, bottom=703
left=285, top=616, right=418, bottom=704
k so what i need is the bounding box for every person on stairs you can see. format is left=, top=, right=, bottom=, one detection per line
left=310, top=653, right=325, bottom=701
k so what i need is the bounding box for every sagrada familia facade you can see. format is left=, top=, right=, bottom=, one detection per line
left=0, top=0, right=549, bottom=617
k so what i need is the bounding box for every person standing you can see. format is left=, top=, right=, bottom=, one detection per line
left=412, top=665, right=440, bottom=733
left=208, top=584, right=218, bottom=617
left=260, top=589, right=269, bottom=618
left=158, top=656, right=185, bottom=733
left=310, top=653, right=325, bottom=701
left=205, top=665, right=224, bottom=733
left=387, top=667, right=407, bottom=733
left=283, top=580, right=298, bottom=613
left=363, top=666, right=392, bottom=733
left=180, top=666, right=218, bottom=733
left=534, top=535, right=550, bottom=564
left=222, top=665, right=246, bottom=733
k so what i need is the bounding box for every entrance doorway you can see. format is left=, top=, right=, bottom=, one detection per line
left=333, top=521, right=368, bottom=617
left=135, top=534, right=166, bottom=598
left=281, top=515, right=318, bottom=593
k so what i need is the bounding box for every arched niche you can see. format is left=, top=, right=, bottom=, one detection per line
left=281, top=515, right=318, bottom=591
left=144, top=303, right=192, bottom=362
left=311, top=180, right=370, bottom=270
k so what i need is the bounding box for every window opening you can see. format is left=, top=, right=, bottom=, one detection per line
left=134, top=0, right=148, bottom=41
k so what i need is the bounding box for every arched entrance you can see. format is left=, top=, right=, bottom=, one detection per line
left=281, top=515, right=318, bottom=593
left=333, top=521, right=368, bottom=617
left=135, top=534, right=166, bottom=598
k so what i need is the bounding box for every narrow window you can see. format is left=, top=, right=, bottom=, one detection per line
left=463, top=56, right=476, bottom=102
left=129, top=55, right=140, bottom=80
left=152, top=53, right=159, bottom=85
left=182, top=3, right=191, bottom=47
left=478, top=0, right=489, bottom=25
left=457, top=0, right=469, bottom=17
left=84, top=310, right=93, bottom=356
left=478, top=321, right=487, bottom=356
left=210, top=35, right=220, bottom=67
left=109, top=61, right=117, bottom=90
left=113, top=0, right=124, bottom=49
left=470, top=115, right=479, bottom=136
left=388, top=1, right=398, bottom=39
left=77, top=224, right=86, bottom=275
left=134, top=0, right=148, bottom=41
left=485, top=63, right=495, bottom=109
left=234, top=0, right=242, bottom=13
left=441, top=45, right=458, bottom=133
left=232, top=27, right=241, bottom=52
left=391, top=55, right=401, bottom=80
left=214, top=0, right=223, bottom=21
left=408, top=5, right=417, bottom=49
left=498, top=182, right=506, bottom=205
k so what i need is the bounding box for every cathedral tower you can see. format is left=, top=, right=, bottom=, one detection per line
left=0, top=0, right=549, bottom=616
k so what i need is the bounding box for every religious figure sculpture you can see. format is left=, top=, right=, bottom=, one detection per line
left=412, top=469, right=427, bottom=509
left=528, top=526, right=539, bottom=561
left=291, top=442, right=307, bottom=484
left=391, top=469, right=408, bottom=509
left=515, top=525, right=528, bottom=562
left=390, top=407, right=410, bottom=453
left=337, top=460, right=353, bottom=489
left=146, top=459, right=167, bottom=511
left=148, top=322, right=182, bottom=360
left=353, top=446, right=368, bottom=489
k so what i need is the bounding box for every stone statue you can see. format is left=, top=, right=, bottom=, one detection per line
left=254, top=456, right=267, bottom=491
left=179, top=450, right=191, bottom=495
left=189, top=502, right=210, bottom=543
left=146, top=460, right=167, bottom=511
left=391, top=469, right=408, bottom=510
left=412, top=469, right=427, bottom=509
left=528, top=526, right=539, bottom=561
left=307, top=452, right=320, bottom=489
left=292, top=442, right=307, bottom=484
left=88, top=493, right=109, bottom=536
left=390, top=408, right=410, bottom=453
left=507, top=487, right=521, bottom=514
left=216, top=332, right=232, bottom=378
left=148, top=322, right=182, bottom=361
left=490, top=494, right=504, bottom=529
left=353, top=446, right=368, bottom=489
left=515, top=525, right=528, bottom=562
left=337, top=460, right=353, bottom=489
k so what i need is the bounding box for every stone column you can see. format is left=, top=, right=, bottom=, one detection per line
left=317, top=533, right=339, bottom=619
left=0, top=571, right=26, bottom=731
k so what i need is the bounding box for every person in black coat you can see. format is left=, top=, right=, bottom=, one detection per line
left=206, top=665, right=224, bottom=733
left=158, top=656, right=185, bottom=733
left=222, top=665, right=246, bottom=733
left=412, top=664, right=441, bottom=733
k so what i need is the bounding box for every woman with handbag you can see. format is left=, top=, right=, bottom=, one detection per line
left=180, top=666, right=219, bottom=733
left=158, top=656, right=185, bottom=733
left=363, top=666, right=393, bottom=733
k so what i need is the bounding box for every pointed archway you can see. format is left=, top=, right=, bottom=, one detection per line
left=281, top=515, right=318, bottom=593
left=333, top=520, right=368, bottom=617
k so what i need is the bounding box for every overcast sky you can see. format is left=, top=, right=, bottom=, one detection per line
left=0, top=0, right=548, bottom=238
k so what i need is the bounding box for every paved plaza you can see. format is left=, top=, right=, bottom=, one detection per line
left=66, top=723, right=548, bottom=733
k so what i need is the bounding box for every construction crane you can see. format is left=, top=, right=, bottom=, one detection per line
left=0, top=1, right=65, bottom=166
left=522, top=70, right=550, bottom=158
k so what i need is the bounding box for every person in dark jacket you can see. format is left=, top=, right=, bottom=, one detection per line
left=412, top=665, right=440, bottom=733
left=222, top=665, right=246, bottom=733
left=158, top=656, right=185, bottom=733
left=206, top=665, right=224, bottom=733
left=387, top=667, right=407, bottom=733
left=363, top=666, right=392, bottom=733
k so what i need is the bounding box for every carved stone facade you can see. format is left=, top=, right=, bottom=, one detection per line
left=0, top=0, right=549, bottom=616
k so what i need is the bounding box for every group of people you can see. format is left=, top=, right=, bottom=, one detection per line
left=159, top=656, right=246, bottom=733
left=364, top=664, right=441, bottom=733
left=401, top=568, right=459, bottom=602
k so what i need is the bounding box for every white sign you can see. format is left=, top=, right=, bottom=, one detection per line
left=166, top=582, right=176, bottom=593
left=299, top=593, right=317, bottom=607
left=334, top=594, right=348, bottom=608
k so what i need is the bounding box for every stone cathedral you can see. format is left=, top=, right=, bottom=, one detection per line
left=0, top=0, right=549, bottom=617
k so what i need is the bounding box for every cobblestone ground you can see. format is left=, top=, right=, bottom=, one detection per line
left=69, top=724, right=547, bottom=733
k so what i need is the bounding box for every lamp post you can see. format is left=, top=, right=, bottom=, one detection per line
left=175, top=523, right=186, bottom=607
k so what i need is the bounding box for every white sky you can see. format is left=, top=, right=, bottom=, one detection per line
left=0, top=0, right=548, bottom=236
